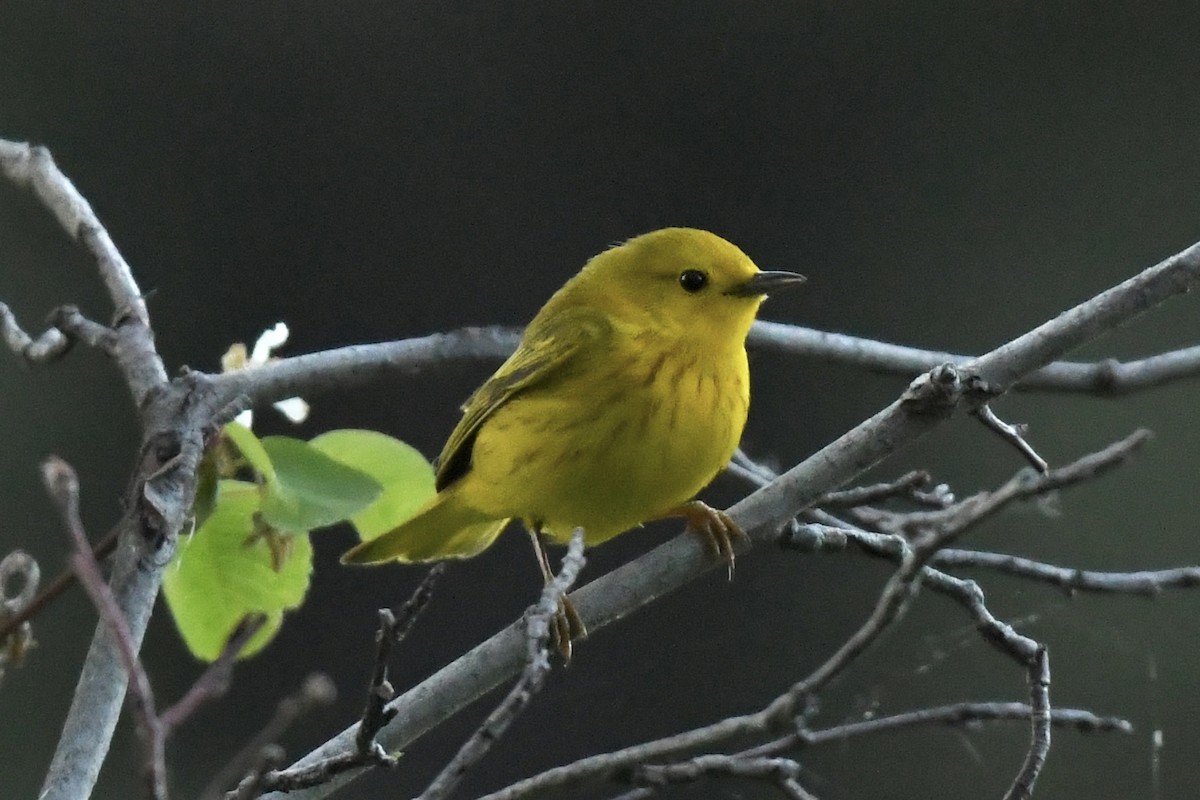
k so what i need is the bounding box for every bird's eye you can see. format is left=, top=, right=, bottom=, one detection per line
left=678, top=269, right=708, bottom=293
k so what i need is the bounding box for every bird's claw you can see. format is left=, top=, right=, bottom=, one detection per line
left=678, top=501, right=746, bottom=580
left=549, top=594, right=587, bottom=663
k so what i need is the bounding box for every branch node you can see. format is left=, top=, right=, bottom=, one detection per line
left=901, top=362, right=963, bottom=415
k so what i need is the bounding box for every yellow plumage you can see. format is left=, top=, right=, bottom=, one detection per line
left=342, top=227, right=803, bottom=568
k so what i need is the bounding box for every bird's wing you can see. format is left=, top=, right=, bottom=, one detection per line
left=434, top=306, right=612, bottom=490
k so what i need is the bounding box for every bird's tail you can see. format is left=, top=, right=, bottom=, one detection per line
left=340, top=489, right=510, bottom=564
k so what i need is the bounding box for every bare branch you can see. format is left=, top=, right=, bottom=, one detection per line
left=160, top=615, right=269, bottom=734
left=207, top=675, right=338, bottom=800
left=208, top=327, right=521, bottom=410
left=816, top=470, right=936, bottom=507
left=0, top=303, right=74, bottom=362
left=474, top=433, right=1151, bottom=800
left=229, top=746, right=286, bottom=800
left=357, top=565, right=444, bottom=758
left=38, top=395, right=216, bottom=800
left=971, top=404, right=1048, bottom=474
left=1006, top=647, right=1051, bottom=800
left=794, top=701, right=1131, bottom=744
left=0, top=138, right=189, bottom=800
left=631, top=754, right=807, bottom=798
left=834, top=429, right=1150, bottom=539
left=933, top=550, right=1200, bottom=594
left=749, top=321, right=1200, bottom=395
left=203, top=319, right=1200, bottom=421
left=0, top=526, right=118, bottom=648
left=0, top=140, right=149, bottom=324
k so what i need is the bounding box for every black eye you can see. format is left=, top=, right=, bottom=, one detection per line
left=679, top=269, right=708, bottom=293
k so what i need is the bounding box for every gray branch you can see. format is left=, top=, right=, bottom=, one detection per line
left=749, top=321, right=1200, bottom=395
left=201, top=321, right=1200, bottom=417
left=0, top=140, right=150, bottom=325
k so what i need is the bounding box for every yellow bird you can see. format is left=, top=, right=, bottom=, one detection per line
left=343, top=228, right=804, bottom=652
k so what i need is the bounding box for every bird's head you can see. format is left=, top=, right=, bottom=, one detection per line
left=575, top=227, right=805, bottom=342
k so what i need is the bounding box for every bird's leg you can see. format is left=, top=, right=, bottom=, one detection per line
left=527, top=527, right=587, bottom=662
left=658, top=500, right=746, bottom=580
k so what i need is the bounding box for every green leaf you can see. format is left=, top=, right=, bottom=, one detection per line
left=223, top=421, right=276, bottom=483
left=309, top=429, right=436, bottom=540
left=163, top=481, right=313, bottom=661
left=259, top=435, right=383, bottom=533
left=192, top=451, right=220, bottom=530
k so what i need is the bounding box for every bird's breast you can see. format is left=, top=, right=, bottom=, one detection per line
left=466, top=340, right=751, bottom=545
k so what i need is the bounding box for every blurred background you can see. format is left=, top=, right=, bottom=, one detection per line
left=2, top=3, right=1199, bottom=798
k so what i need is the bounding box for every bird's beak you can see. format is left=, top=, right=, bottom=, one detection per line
left=725, top=270, right=807, bottom=297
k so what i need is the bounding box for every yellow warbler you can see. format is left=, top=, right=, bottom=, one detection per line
left=343, top=228, right=803, bottom=648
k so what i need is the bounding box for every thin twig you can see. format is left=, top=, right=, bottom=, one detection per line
left=223, top=566, right=447, bottom=798
left=0, top=550, right=41, bottom=683
left=792, top=701, right=1130, bottom=745
left=160, top=614, right=269, bottom=733
left=612, top=700, right=1132, bottom=800
left=358, top=564, right=445, bottom=758
left=633, top=754, right=806, bottom=795
left=0, top=302, right=74, bottom=362
left=206, top=675, right=338, bottom=800
left=835, top=429, right=1151, bottom=540
left=972, top=404, right=1049, bottom=474
left=229, top=746, right=286, bottom=800
left=0, top=526, right=119, bottom=653
left=1005, top=647, right=1051, bottom=800
left=933, top=550, right=1200, bottom=595
left=816, top=470, right=933, bottom=507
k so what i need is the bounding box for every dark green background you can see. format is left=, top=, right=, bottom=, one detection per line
left=2, top=3, right=1199, bottom=798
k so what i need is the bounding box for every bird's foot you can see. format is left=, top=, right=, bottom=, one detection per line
left=672, top=500, right=746, bottom=580
left=549, top=593, right=587, bottom=663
